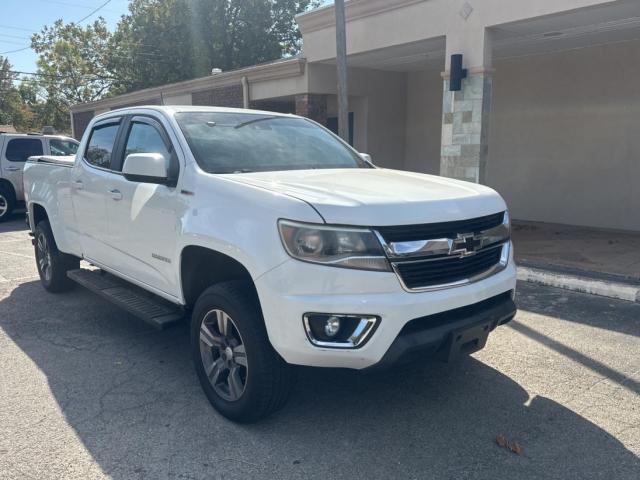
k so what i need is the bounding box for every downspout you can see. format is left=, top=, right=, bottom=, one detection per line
left=69, top=110, right=76, bottom=139
left=241, top=76, right=250, bottom=109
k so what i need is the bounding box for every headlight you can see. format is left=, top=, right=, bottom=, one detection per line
left=278, top=220, right=390, bottom=272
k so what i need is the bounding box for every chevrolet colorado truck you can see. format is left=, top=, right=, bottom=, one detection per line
left=23, top=106, right=517, bottom=422
left=0, top=133, right=79, bottom=221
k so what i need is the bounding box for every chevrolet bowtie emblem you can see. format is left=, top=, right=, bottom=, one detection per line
left=451, top=233, right=482, bottom=256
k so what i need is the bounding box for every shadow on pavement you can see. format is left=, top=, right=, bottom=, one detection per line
left=0, top=212, right=27, bottom=234
left=1, top=279, right=638, bottom=479
left=516, top=281, right=640, bottom=339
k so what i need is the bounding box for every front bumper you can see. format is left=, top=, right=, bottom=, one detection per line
left=366, top=291, right=516, bottom=370
left=255, top=242, right=517, bottom=370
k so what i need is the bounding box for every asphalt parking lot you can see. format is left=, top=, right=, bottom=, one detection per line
left=0, top=213, right=638, bottom=480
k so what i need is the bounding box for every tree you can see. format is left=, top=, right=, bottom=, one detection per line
left=25, top=0, right=322, bottom=116
left=0, top=56, right=33, bottom=131
left=0, top=56, right=70, bottom=133
left=108, top=0, right=198, bottom=93
left=0, top=56, right=17, bottom=93
left=31, top=19, right=117, bottom=105
left=192, top=0, right=318, bottom=71
left=110, top=0, right=320, bottom=92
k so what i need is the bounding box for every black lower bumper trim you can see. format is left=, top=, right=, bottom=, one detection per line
left=368, top=291, right=516, bottom=370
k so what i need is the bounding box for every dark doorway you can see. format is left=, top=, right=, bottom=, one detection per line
left=327, top=112, right=354, bottom=146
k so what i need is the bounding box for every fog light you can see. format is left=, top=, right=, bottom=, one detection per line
left=303, top=313, right=380, bottom=349
left=324, top=316, right=341, bottom=337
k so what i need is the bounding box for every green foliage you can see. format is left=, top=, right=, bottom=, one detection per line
left=31, top=19, right=116, bottom=104
left=110, top=0, right=318, bottom=92
left=0, top=56, right=35, bottom=132
left=13, top=0, right=321, bottom=130
left=0, top=56, right=71, bottom=134
left=109, top=0, right=198, bottom=92
left=191, top=0, right=316, bottom=72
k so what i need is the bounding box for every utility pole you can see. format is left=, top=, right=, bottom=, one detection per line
left=335, top=0, right=349, bottom=142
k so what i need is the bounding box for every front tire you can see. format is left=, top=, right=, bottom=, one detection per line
left=0, top=185, right=15, bottom=223
left=191, top=282, right=295, bottom=423
left=34, top=220, right=79, bottom=293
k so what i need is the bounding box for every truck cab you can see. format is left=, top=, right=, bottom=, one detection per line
left=0, top=133, right=79, bottom=221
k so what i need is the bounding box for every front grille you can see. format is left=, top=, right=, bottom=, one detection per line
left=376, top=212, right=504, bottom=243
left=394, top=246, right=503, bottom=289
left=375, top=211, right=508, bottom=290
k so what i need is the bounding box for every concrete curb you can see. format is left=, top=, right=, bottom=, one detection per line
left=517, top=266, right=640, bottom=303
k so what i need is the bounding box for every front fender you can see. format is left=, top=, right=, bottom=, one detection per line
left=176, top=169, right=324, bottom=301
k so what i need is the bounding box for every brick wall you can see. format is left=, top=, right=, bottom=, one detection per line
left=72, top=110, right=95, bottom=140
left=295, top=94, right=327, bottom=125
left=110, top=97, right=162, bottom=109
left=192, top=84, right=244, bottom=108
left=250, top=99, right=296, bottom=114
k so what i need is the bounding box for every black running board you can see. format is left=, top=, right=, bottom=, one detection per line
left=67, top=269, right=184, bottom=330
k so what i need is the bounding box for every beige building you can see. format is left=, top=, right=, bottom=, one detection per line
left=71, top=0, right=640, bottom=232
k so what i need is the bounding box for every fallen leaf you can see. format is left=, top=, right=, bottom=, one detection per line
left=495, top=434, right=523, bottom=455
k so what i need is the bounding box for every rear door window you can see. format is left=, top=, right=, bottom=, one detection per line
left=85, top=123, right=120, bottom=169
left=5, top=138, right=44, bottom=162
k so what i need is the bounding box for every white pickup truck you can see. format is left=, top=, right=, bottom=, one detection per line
left=23, top=106, right=517, bottom=422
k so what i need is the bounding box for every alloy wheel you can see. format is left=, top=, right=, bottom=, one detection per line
left=36, top=233, right=52, bottom=282
left=199, top=309, right=248, bottom=402
left=0, top=194, right=7, bottom=218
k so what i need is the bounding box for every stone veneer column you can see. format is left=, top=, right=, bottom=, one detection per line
left=295, top=94, right=328, bottom=126
left=440, top=71, right=493, bottom=184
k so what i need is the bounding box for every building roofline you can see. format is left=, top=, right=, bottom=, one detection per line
left=71, top=57, right=306, bottom=113
left=296, top=0, right=427, bottom=34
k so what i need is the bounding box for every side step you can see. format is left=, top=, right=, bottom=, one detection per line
left=67, top=269, right=185, bottom=330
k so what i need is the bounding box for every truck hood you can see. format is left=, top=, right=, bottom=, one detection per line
left=222, top=168, right=507, bottom=226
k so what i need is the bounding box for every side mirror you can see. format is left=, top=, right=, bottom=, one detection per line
left=122, top=153, right=172, bottom=185
left=360, top=153, right=373, bottom=165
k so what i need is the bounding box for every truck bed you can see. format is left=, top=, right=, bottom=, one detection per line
left=27, top=155, right=75, bottom=167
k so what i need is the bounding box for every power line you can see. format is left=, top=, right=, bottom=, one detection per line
left=0, top=0, right=114, bottom=55
left=0, top=33, right=31, bottom=40
left=76, top=0, right=113, bottom=25
left=0, top=24, right=34, bottom=32
left=33, top=0, right=116, bottom=11
left=0, top=40, right=28, bottom=46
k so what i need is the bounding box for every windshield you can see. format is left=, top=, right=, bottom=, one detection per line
left=175, top=112, right=369, bottom=174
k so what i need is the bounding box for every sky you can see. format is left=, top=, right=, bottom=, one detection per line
left=1, top=0, right=131, bottom=73
left=1, top=0, right=333, bottom=75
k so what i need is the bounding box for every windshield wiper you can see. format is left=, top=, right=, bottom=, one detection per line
left=234, top=116, right=280, bottom=129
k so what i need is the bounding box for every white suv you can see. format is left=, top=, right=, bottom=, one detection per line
left=0, top=133, right=79, bottom=221
left=23, top=106, right=517, bottom=422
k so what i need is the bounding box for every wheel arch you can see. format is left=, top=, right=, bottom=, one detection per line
left=0, top=178, right=16, bottom=201
left=180, top=245, right=260, bottom=309
left=30, top=202, right=49, bottom=228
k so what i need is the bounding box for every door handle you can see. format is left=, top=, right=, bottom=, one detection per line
left=6, top=166, right=20, bottom=171
left=109, top=189, right=122, bottom=201
left=73, top=180, right=84, bottom=190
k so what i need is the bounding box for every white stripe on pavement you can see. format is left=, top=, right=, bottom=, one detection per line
left=517, top=266, right=640, bottom=303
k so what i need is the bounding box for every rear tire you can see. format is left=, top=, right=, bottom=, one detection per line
left=34, top=220, right=79, bottom=293
left=191, top=281, right=295, bottom=423
left=0, top=185, right=15, bottom=223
